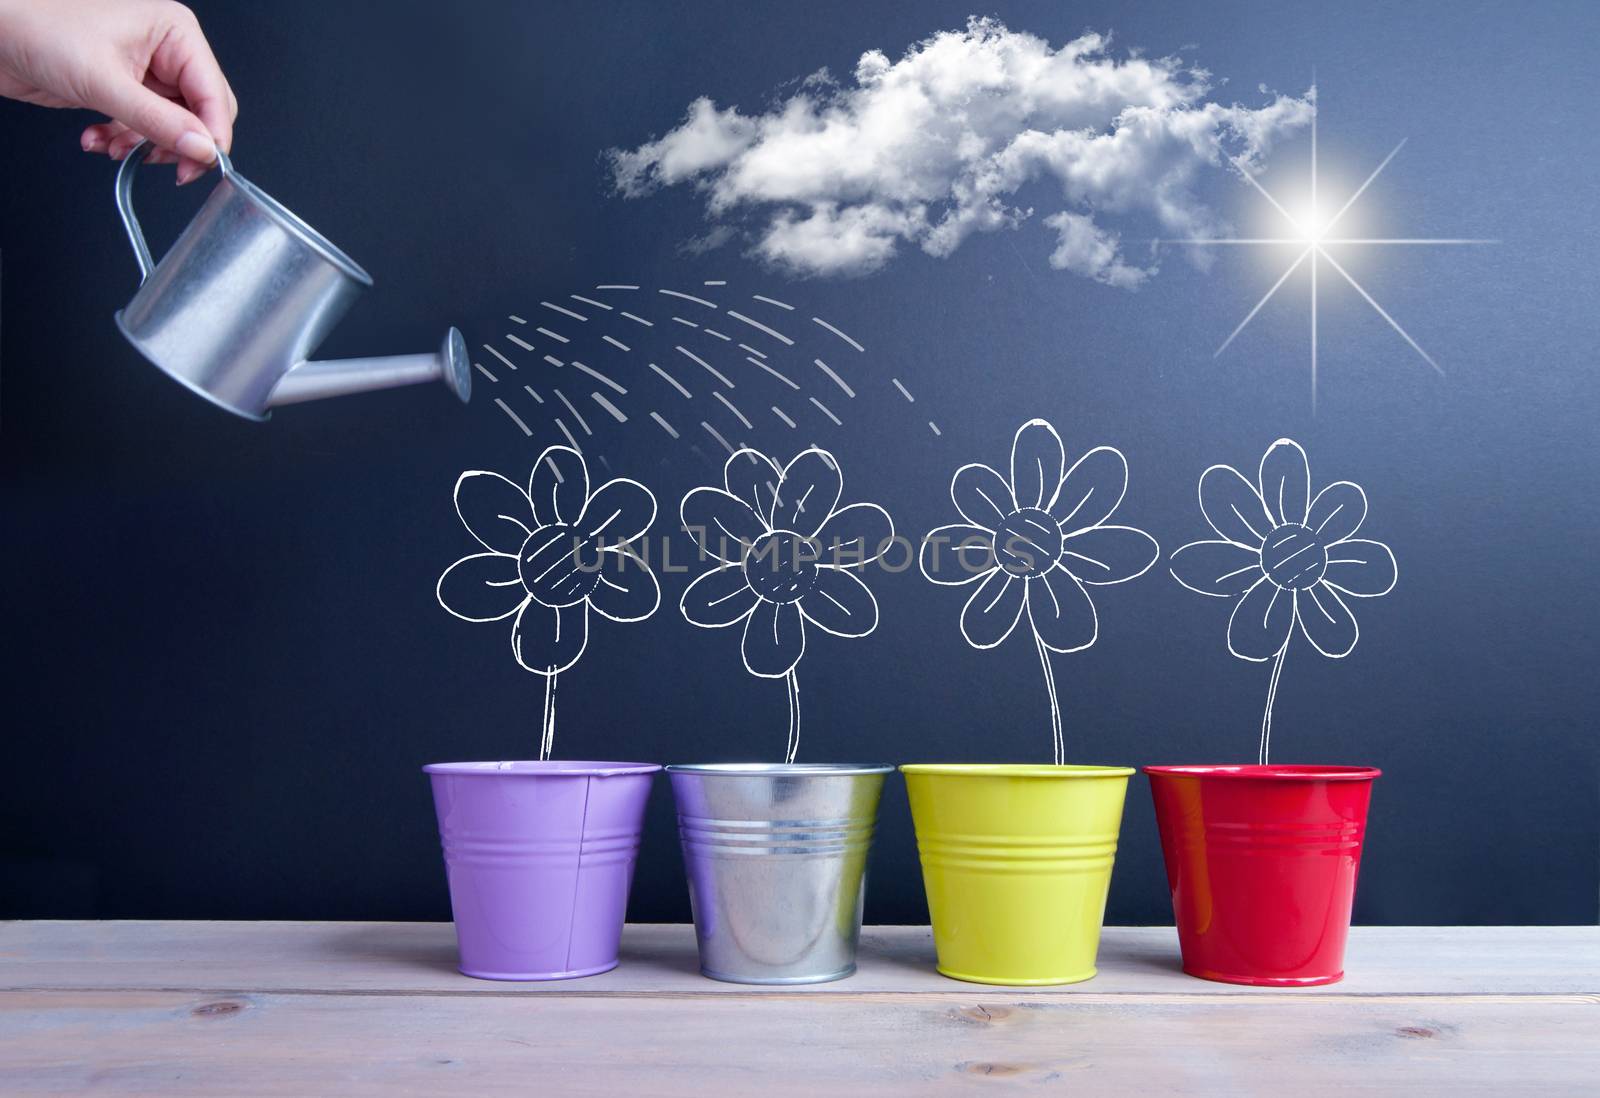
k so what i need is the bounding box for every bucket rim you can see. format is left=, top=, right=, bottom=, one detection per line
left=666, top=762, right=893, bottom=776
left=423, top=760, right=661, bottom=777
left=899, top=763, right=1135, bottom=778
left=225, top=169, right=374, bottom=287
left=1143, top=764, right=1381, bottom=782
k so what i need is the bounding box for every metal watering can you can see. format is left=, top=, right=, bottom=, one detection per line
left=113, top=141, right=470, bottom=420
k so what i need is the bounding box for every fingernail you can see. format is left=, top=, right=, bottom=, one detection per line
left=81, top=134, right=97, bottom=152
left=177, top=164, right=197, bottom=185
left=176, top=131, right=216, bottom=164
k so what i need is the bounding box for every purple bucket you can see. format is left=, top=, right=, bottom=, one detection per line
left=424, top=760, right=659, bottom=980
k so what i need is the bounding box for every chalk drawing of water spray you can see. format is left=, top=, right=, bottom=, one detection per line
left=436, top=447, right=660, bottom=760
left=468, top=280, right=941, bottom=467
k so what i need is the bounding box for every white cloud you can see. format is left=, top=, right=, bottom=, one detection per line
left=608, top=18, right=1312, bottom=283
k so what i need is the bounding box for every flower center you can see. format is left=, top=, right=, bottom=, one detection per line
left=742, top=530, right=820, bottom=604
left=1261, top=523, right=1329, bottom=590
left=993, top=508, right=1063, bottom=578
left=518, top=524, right=604, bottom=607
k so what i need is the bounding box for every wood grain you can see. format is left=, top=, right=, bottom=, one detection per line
left=3, top=922, right=1596, bottom=996
left=0, top=923, right=1595, bottom=1095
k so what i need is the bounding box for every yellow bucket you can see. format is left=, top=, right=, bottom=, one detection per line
left=901, top=763, right=1135, bottom=985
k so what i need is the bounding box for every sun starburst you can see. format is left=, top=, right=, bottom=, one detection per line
left=1169, top=91, right=1494, bottom=409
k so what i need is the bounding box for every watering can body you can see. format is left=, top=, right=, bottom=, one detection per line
left=113, top=142, right=470, bottom=420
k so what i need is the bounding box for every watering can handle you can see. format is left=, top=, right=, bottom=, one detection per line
left=114, top=138, right=236, bottom=283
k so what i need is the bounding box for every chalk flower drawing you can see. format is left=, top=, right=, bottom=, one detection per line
left=680, top=447, right=894, bottom=763
left=919, top=419, right=1159, bottom=764
left=1169, top=438, right=1397, bottom=764
left=437, top=447, right=660, bottom=759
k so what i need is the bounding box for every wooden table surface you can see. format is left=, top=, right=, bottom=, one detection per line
left=2, top=922, right=1596, bottom=1095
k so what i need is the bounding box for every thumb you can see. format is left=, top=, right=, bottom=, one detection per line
left=92, top=76, right=218, bottom=165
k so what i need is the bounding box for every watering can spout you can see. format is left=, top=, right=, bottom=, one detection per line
left=269, top=327, right=472, bottom=409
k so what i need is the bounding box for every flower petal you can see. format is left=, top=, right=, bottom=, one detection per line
left=1307, top=481, right=1367, bottom=544
left=1298, top=582, right=1359, bottom=657
left=1011, top=419, right=1065, bottom=511
left=581, top=477, right=657, bottom=545
left=960, top=568, right=1027, bottom=649
left=742, top=599, right=805, bottom=678
left=771, top=448, right=844, bottom=537
left=511, top=598, right=588, bottom=675
left=724, top=449, right=783, bottom=527
left=527, top=447, right=590, bottom=528
left=801, top=567, right=880, bottom=637
left=680, top=565, right=760, bottom=628
left=1258, top=439, right=1310, bottom=526
left=1323, top=539, right=1397, bottom=598
left=1050, top=446, right=1127, bottom=534
left=1059, top=525, right=1160, bottom=586
left=1227, top=576, right=1295, bottom=662
left=454, top=471, right=534, bottom=554
left=588, top=546, right=660, bottom=623
left=436, top=553, right=526, bottom=622
left=681, top=487, right=766, bottom=564
left=1169, top=540, right=1264, bottom=597
left=919, top=524, right=996, bottom=585
left=1028, top=565, right=1099, bottom=653
left=1200, top=464, right=1272, bottom=547
left=815, top=502, right=895, bottom=567
left=951, top=463, right=1015, bottom=529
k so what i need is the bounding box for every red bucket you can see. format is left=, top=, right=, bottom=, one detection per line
left=1145, top=764, right=1380, bottom=986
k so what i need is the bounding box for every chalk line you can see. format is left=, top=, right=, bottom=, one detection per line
left=592, top=391, right=629, bottom=423
left=494, top=398, right=531, bottom=436
left=746, top=356, right=798, bottom=390
left=726, top=310, right=794, bottom=346
left=712, top=391, right=753, bottom=430
left=541, top=301, right=589, bottom=323
left=649, top=362, right=693, bottom=399
left=812, top=317, right=864, bottom=352
left=660, top=288, right=717, bottom=308
left=553, top=388, right=592, bottom=435
left=809, top=396, right=842, bottom=426
left=678, top=345, right=734, bottom=388
left=570, top=360, right=627, bottom=396
left=483, top=345, right=518, bottom=371
left=813, top=358, right=856, bottom=398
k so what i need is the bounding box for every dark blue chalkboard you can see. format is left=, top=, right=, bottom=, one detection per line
left=2, top=0, right=1596, bottom=925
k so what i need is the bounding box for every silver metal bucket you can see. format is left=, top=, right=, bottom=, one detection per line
left=667, top=763, right=892, bottom=984
left=113, top=140, right=470, bottom=420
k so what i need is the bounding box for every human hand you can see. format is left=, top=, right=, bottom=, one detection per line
left=0, top=0, right=235, bottom=183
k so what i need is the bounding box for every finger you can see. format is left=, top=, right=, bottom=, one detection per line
left=81, top=121, right=130, bottom=153
left=107, top=127, right=149, bottom=160
left=143, top=75, right=181, bottom=100
left=106, top=131, right=177, bottom=167
left=91, top=75, right=217, bottom=165
left=176, top=155, right=216, bottom=185
left=146, top=14, right=234, bottom=154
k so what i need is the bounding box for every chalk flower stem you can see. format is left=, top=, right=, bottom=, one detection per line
left=1259, top=642, right=1287, bottom=766
left=785, top=668, right=801, bottom=765
left=1034, top=630, right=1064, bottom=766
